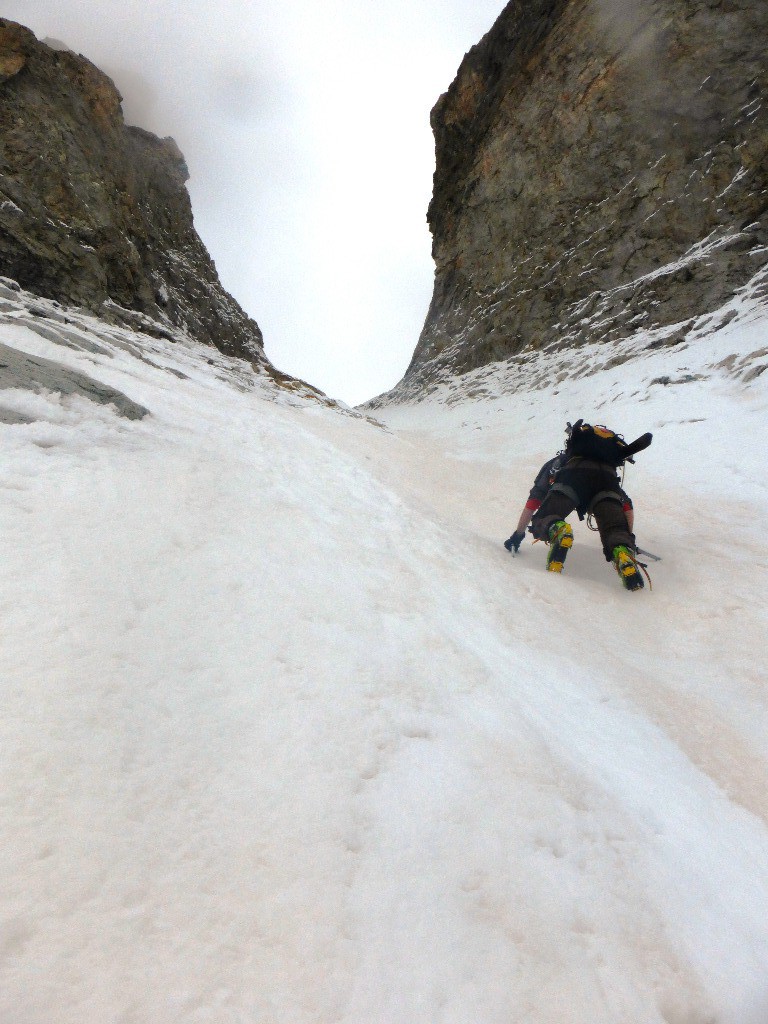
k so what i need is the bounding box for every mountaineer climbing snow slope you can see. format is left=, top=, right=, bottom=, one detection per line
left=0, top=271, right=767, bottom=1023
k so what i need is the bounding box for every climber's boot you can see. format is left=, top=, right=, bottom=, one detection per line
left=546, top=520, right=573, bottom=573
left=613, top=544, right=644, bottom=591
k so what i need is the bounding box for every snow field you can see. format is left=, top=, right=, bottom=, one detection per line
left=0, top=294, right=767, bottom=1022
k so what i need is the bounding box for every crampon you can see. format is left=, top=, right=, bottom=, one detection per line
left=546, top=520, right=573, bottom=573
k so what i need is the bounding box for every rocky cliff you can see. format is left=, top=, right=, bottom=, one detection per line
left=389, top=0, right=768, bottom=399
left=0, top=19, right=264, bottom=361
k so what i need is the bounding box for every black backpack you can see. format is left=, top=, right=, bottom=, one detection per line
left=565, top=420, right=652, bottom=467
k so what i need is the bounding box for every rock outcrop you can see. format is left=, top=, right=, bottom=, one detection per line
left=393, top=0, right=768, bottom=398
left=0, top=19, right=264, bottom=361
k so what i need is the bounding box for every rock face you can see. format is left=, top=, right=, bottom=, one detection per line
left=0, top=338, right=149, bottom=420
left=0, top=19, right=264, bottom=361
left=398, top=0, right=768, bottom=396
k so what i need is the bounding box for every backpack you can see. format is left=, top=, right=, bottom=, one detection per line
left=565, top=420, right=652, bottom=467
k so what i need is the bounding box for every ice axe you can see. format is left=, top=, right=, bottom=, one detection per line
left=637, top=546, right=662, bottom=562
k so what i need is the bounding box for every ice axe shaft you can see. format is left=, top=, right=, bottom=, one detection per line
left=623, top=431, right=653, bottom=462
left=637, top=546, right=662, bottom=562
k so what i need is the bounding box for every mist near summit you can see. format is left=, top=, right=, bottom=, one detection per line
left=3, top=0, right=505, bottom=404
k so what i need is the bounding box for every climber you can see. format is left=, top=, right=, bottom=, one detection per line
left=504, top=421, right=651, bottom=591
left=505, top=454, right=635, bottom=550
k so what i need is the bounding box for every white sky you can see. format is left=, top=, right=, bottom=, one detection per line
left=4, top=0, right=505, bottom=404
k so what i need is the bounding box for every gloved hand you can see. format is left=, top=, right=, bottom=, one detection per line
left=504, top=531, right=526, bottom=553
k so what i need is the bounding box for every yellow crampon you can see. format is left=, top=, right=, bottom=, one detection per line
left=546, top=521, right=573, bottom=573
left=613, top=545, right=651, bottom=591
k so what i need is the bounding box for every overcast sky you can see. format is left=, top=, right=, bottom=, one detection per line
left=5, top=0, right=504, bottom=404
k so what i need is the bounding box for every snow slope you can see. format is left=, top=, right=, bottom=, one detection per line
left=1, top=277, right=767, bottom=1024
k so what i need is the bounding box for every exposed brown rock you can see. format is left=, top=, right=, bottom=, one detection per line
left=0, top=18, right=265, bottom=361
left=393, top=0, right=768, bottom=398
left=0, top=21, right=28, bottom=83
